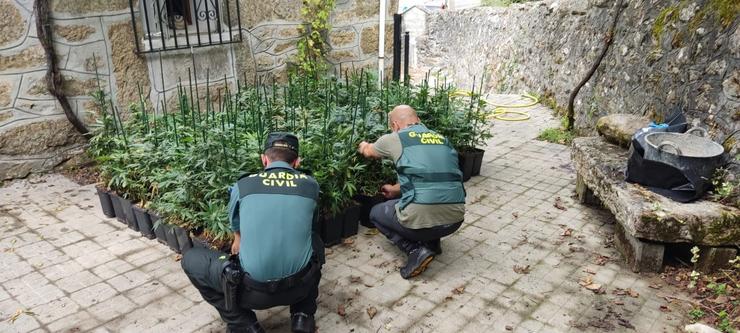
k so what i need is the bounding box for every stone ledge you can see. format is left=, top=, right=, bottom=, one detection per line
left=0, top=145, right=85, bottom=180
left=572, top=136, right=740, bottom=247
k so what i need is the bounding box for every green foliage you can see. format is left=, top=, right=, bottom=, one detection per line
left=89, top=70, right=491, bottom=239
left=689, top=308, right=705, bottom=321
left=296, top=0, right=335, bottom=77
left=731, top=256, right=740, bottom=270
left=708, top=0, right=740, bottom=27
left=717, top=310, right=735, bottom=333
left=708, top=282, right=728, bottom=296
left=537, top=127, right=573, bottom=145
left=653, top=6, right=679, bottom=42
left=537, top=118, right=573, bottom=145
left=711, top=168, right=739, bottom=208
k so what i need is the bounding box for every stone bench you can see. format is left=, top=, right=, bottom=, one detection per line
left=571, top=137, right=739, bottom=272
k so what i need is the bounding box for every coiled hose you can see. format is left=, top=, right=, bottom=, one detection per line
left=451, top=91, right=540, bottom=121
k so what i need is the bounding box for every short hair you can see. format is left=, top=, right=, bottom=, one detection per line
left=264, top=141, right=298, bottom=164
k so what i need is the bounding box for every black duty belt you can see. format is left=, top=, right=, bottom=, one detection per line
left=242, top=258, right=319, bottom=293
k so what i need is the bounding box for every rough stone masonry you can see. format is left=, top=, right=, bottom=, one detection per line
left=0, top=0, right=398, bottom=180
left=419, top=0, right=739, bottom=141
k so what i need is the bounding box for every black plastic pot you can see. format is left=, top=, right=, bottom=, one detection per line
left=150, top=213, right=168, bottom=245
left=353, top=194, right=384, bottom=228
left=133, top=206, right=155, bottom=239
left=174, top=226, right=193, bottom=253
left=109, top=193, right=127, bottom=224
left=164, top=224, right=180, bottom=253
left=471, top=148, right=485, bottom=176
left=458, top=150, right=475, bottom=182
left=117, top=197, right=139, bottom=232
left=192, top=235, right=209, bottom=249
left=342, top=203, right=361, bottom=238
left=320, top=213, right=343, bottom=248
left=96, top=187, right=116, bottom=218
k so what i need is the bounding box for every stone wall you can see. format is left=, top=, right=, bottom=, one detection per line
left=232, top=0, right=398, bottom=84
left=418, top=0, right=739, bottom=139
left=0, top=0, right=143, bottom=180
left=148, top=0, right=397, bottom=129
left=0, top=0, right=398, bottom=180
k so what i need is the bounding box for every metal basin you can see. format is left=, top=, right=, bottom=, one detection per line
left=644, top=127, right=725, bottom=181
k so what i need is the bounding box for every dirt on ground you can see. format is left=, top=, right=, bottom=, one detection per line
left=659, top=263, right=740, bottom=332
left=60, top=163, right=100, bottom=186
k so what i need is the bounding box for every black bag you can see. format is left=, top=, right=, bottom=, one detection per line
left=624, top=112, right=706, bottom=203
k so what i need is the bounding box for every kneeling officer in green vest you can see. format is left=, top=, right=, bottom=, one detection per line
left=182, top=132, right=323, bottom=333
left=358, top=105, right=466, bottom=279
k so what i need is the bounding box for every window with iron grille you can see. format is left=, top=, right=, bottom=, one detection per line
left=129, top=0, right=243, bottom=53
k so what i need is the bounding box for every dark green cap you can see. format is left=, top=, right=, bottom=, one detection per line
left=264, top=132, right=299, bottom=153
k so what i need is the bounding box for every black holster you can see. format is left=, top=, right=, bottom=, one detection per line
left=221, top=254, right=243, bottom=311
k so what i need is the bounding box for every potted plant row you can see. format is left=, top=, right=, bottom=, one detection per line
left=87, top=69, right=491, bottom=255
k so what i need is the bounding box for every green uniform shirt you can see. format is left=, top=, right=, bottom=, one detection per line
left=374, top=132, right=466, bottom=229
left=228, top=161, right=318, bottom=282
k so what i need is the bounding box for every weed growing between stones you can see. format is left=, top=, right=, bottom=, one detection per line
left=661, top=257, right=740, bottom=333
left=537, top=117, right=574, bottom=145
left=711, top=168, right=739, bottom=208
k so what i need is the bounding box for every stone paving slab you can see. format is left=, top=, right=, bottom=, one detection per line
left=0, top=95, right=689, bottom=333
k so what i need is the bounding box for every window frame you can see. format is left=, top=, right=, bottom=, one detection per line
left=129, top=0, right=243, bottom=53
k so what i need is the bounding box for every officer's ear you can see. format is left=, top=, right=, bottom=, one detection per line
left=292, top=157, right=301, bottom=169
left=260, top=154, right=269, bottom=167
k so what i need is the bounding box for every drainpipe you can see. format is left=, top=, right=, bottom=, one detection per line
left=378, top=0, right=386, bottom=85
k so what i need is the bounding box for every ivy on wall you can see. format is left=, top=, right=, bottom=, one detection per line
left=295, top=0, right=336, bottom=77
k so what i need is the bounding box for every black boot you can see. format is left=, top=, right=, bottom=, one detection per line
left=291, top=312, right=316, bottom=333
left=424, top=239, right=442, bottom=255
left=400, top=246, right=435, bottom=279
left=228, top=321, right=265, bottom=333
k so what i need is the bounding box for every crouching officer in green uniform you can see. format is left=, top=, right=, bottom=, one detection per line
left=358, top=105, right=465, bottom=279
left=182, top=132, right=323, bottom=333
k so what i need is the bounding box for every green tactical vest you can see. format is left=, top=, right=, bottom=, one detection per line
left=234, top=162, right=319, bottom=281
left=396, top=124, right=466, bottom=210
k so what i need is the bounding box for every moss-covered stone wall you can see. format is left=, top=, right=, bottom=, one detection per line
left=420, top=0, right=739, bottom=141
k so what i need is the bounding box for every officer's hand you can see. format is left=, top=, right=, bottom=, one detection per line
left=380, top=184, right=401, bottom=199
left=231, top=241, right=239, bottom=255
left=358, top=141, right=369, bottom=155
left=231, top=233, right=240, bottom=255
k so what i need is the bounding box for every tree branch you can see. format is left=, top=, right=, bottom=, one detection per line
left=566, top=0, right=626, bottom=131
left=34, top=0, right=91, bottom=139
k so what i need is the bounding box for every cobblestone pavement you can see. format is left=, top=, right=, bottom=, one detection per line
left=0, top=95, right=689, bottom=333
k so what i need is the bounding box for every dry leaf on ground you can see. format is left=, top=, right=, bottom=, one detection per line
left=364, top=229, right=379, bottom=236
left=561, top=228, right=573, bottom=237
left=366, top=306, right=377, bottom=319
left=452, top=285, right=466, bottom=295
left=7, top=309, right=34, bottom=324
left=342, top=238, right=355, bottom=245
left=613, top=288, right=639, bottom=298
left=593, top=255, right=610, bottom=266
left=513, top=265, right=531, bottom=274
left=579, top=276, right=605, bottom=294
left=554, top=197, right=568, bottom=210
